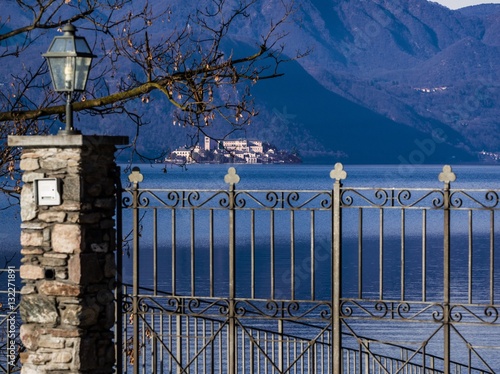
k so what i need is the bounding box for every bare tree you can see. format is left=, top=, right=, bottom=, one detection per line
left=0, top=0, right=306, bottom=199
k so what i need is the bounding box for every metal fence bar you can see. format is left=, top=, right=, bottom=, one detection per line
left=115, top=166, right=124, bottom=374
left=128, top=167, right=142, bottom=374
left=153, top=208, right=158, bottom=295
left=422, top=209, right=427, bottom=303
left=226, top=167, right=238, bottom=374
left=401, top=208, right=406, bottom=301
left=291, top=210, right=296, bottom=301
left=469, top=209, right=473, bottom=305
left=310, top=210, right=315, bottom=301
left=490, top=210, right=495, bottom=305
left=379, top=208, right=384, bottom=300
left=191, top=209, right=195, bottom=297
left=440, top=165, right=455, bottom=374
left=358, top=207, right=363, bottom=299
left=331, top=162, right=346, bottom=373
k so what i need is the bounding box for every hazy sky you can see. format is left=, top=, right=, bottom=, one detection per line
left=431, top=0, right=500, bottom=9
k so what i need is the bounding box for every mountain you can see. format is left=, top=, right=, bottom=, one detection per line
left=251, top=0, right=500, bottom=162
left=2, top=0, right=499, bottom=164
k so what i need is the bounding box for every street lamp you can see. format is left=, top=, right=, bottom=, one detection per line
left=43, top=23, right=95, bottom=135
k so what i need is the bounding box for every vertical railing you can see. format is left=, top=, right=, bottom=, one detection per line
left=330, top=163, right=347, bottom=373
left=128, top=167, right=144, bottom=374
left=439, top=165, right=456, bottom=374
left=225, top=167, right=240, bottom=374
left=115, top=166, right=124, bottom=374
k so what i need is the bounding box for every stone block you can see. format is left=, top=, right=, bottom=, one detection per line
left=19, top=363, right=41, bottom=374
left=88, top=183, right=102, bottom=197
left=22, top=172, right=45, bottom=183
left=104, top=254, right=116, bottom=278
left=52, top=350, right=73, bottom=363
left=20, top=184, right=36, bottom=222
left=19, top=351, right=30, bottom=364
left=52, top=224, right=81, bottom=254
left=100, top=219, right=115, bottom=229
left=20, top=295, right=58, bottom=325
left=40, top=157, right=67, bottom=171
left=21, top=248, right=44, bottom=255
left=74, top=337, right=98, bottom=371
left=59, top=201, right=81, bottom=211
left=45, top=252, right=68, bottom=259
left=38, top=336, right=65, bottom=349
left=20, top=264, right=44, bottom=280
left=47, top=328, right=82, bottom=338
left=80, top=304, right=100, bottom=327
left=55, top=269, right=68, bottom=280
left=59, top=149, right=81, bottom=161
left=63, top=176, right=81, bottom=201
left=66, top=212, right=80, bottom=223
left=20, top=284, right=37, bottom=295
left=38, top=211, right=67, bottom=223
left=60, top=304, right=82, bottom=326
left=27, top=352, right=51, bottom=365
left=91, top=242, right=109, bottom=253
left=21, top=231, right=44, bottom=247
left=80, top=212, right=101, bottom=224
left=40, top=256, right=67, bottom=267
left=20, top=158, right=39, bottom=171
left=95, top=197, right=115, bottom=210
left=96, top=289, right=114, bottom=306
left=20, top=324, right=40, bottom=351
left=21, top=222, right=46, bottom=230
left=38, top=280, right=81, bottom=297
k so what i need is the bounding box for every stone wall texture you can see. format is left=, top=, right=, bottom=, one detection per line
left=9, top=135, right=127, bottom=374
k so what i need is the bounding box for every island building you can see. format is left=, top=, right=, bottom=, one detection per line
left=170, top=137, right=265, bottom=164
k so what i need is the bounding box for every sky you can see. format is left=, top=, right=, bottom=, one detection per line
left=431, top=0, right=500, bottom=9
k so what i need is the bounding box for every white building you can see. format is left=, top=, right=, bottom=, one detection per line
left=171, top=145, right=201, bottom=163
left=219, top=139, right=263, bottom=154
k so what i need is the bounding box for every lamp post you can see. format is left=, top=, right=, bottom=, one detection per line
left=43, top=23, right=95, bottom=135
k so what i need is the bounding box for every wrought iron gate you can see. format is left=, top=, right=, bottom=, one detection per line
left=116, top=164, right=500, bottom=373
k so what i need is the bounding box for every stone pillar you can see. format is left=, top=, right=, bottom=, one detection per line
left=7, top=135, right=128, bottom=374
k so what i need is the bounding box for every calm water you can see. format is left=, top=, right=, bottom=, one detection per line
left=1, top=162, right=499, bottom=268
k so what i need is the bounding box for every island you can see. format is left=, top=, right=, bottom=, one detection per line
left=165, top=137, right=301, bottom=164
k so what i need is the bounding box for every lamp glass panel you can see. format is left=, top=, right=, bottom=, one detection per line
left=74, top=57, right=92, bottom=91
left=47, top=57, right=67, bottom=91
left=75, top=38, right=92, bottom=54
left=50, top=38, right=75, bottom=53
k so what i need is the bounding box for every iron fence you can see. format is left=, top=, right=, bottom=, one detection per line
left=117, top=164, right=500, bottom=373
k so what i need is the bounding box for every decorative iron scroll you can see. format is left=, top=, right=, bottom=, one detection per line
left=123, top=187, right=500, bottom=211
left=233, top=191, right=333, bottom=210
left=233, top=299, right=332, bottom=321
left=122, top=189, right=231, bottom=209
left=338, top=187, right=500, bottom=210
left=122, top=189, right=333, bottom=211
left=449, top=304, right=500, bottom=324
left=449, top=190, right=500, bottom=209
left=340, top=299, right=446, bottom=322
left=122, top=295, right=233, bottom=318
left=123, top=294, right=332, bottom=323
left=340, top=188, right=446, bottom=209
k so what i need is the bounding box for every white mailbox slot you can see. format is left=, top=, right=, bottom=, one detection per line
left=34, top=178, right=62, bottom=206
